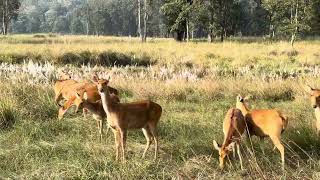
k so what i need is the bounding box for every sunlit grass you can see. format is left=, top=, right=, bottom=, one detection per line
left=0, top=35, right=320, bottom=178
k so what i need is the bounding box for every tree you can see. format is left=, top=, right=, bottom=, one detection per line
left=0, top=0, right=21, bottom=35
left=208, top=0, right=235, bottom=42
left=307, top=0, right=320, bottom=35
left=137, top=0, right=142, bottom=39
left=161, top=0, right=192, bottom=41
left=70, top=18, right=84, bottom=34
left=262, top=0, right=311, bottom=46
left=142, top=0, right=148, bottom=42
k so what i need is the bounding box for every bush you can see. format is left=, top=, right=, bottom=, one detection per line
left=56, top=51, right=154, bottom=67
left=0, top=101, right=17, bottom=130
left=33, top=34, right=46, bottom=38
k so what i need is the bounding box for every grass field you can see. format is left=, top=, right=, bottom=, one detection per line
left=1, top=35, right=320, bottom=179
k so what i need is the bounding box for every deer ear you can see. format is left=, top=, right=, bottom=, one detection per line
left=83, top=92, right=88, bottom=100
left=213, top=140, right=221, bottom=151
left=304, top=85, right=314, bottom=94
left=244, top=95, right=252, bottom=100
left=75, top=92, right=81, bottom=99
left=92, top=74, right=99, bottom=82
left=237, top=94, right=242, bottom=101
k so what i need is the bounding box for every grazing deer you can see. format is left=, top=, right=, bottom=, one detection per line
left=236, top=95, right=288, bottom=170
left=74, top=90, right=120, bottom=141
left=93, top=75, right=162, bottom=162
left=54, top=78, right=78, bottom=106
left=213, top=108, right=247, bottom=170
left=304, top=85, right=320, bottom=136
left=56, top=80, right=118, bottom=120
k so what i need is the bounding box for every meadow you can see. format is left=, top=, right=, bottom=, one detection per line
left=0, top=34, right=320, bottom=179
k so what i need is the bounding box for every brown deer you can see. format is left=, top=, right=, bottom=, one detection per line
left=213, top=108, right=247, bottom=170
left=74, top=90, right=120, bottom=141
left=93, top=75, right=162, bottom=162
left=56, top=80, right=118, bottom=120
left=304, top=85, right=320, bottom=135
left=236, top=94, right=288, bottom=170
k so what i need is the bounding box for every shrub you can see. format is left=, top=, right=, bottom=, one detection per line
left=0, top=100, right=17, bottom=130
left=33, top=34, right=46, bottom=38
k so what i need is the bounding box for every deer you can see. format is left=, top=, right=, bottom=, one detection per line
left=213, top=108, right=247, bottom=170
left=304, top=85, right=320, bottom=136
left=74, top=90, right=120, bottom=141
left=236, top=94, right=288, bottom=170
left=92, top=75, right=162, bottom=162
left=55, top=79, right=118, bottom=120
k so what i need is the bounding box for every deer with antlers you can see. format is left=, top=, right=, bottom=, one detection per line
left=93, top=75, right=162, bottom=162
left=236, top=94, right=288, bottom=170
left=213, top=107, right=247, bottom=170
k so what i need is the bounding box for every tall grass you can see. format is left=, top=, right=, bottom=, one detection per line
left=0, top=35, right=320, bottom=179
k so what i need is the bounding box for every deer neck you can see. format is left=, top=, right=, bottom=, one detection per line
left=236, top=102, right=250, bottom=116
left=100, top=87, right=115, bottom=114
left=83, top=101, right=98, bottom=113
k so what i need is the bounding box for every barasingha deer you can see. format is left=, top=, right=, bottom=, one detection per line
left=236, top=94, right=288, bottom=170
left=74, top=90, right=120, bottom=141
left=304, top=85, right=320, bottom=136
left=93, top=75, right=162, bottom=162
left=213, top=108, right=247, bottom=169
left=55, top=76, right=118, bottom=119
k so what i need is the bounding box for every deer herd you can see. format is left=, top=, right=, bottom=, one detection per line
left=54, top=72, right=320, bottom=171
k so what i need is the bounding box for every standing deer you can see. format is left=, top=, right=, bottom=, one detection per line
left=213, top=108, right=247, bottom=170
left=74, top=90, right=120, bottom=141
left=236, top=95, right=288, bottom=170
left=55, top=80, right=118, bottom=120
left=93, top=75, right=162, bottom=162
left=304, top=85, right=320, bottom=136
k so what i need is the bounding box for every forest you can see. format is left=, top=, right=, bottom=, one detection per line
left=0, top=0, right=320, bottom=42
left=1, top=0, right=320, bottom=179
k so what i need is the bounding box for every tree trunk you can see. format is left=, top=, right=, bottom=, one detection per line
left=220, top=27, right=224, bottom=42
left=208, top=28, right=214, bottom=42
left=186, top=20, right=189, bottom=42
left=142, top=0, right=147, bottom=42
left=2, top=0, right=8, bottom=35
left=290, top=0, right=299, bottom=47
left=137, top=0, right=142, bottom=39
left=2, top=11, right=5, bottom=35
left=86, top=6, right=90, bottom=35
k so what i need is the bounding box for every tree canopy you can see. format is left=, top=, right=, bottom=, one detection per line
left=0, top=0, right=319, bottom=42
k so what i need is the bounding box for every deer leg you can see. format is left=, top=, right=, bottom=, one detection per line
left=112, top=129, right=120, bottom=161
left=99, top=118, right=104, bottom=141
left=148, top=124, right=158, bottom=160
left=54, top=93, right=63, bottom=106
left=316, top=119, right=320, bottom=136
left=105, top=121, right=110, bottom=137
left=142, top=127, right=153, bottom=158
left=232, top=144, right=236, bottom=158
left=120, top=129, right=127, bottom=162
left=270, top=135, right=285, bottom=171
left=83, top=108, right=89, bottom=118
left=236, top=142, right=243, bottom=170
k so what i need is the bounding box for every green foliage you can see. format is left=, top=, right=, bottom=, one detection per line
left=262, top=0, right=312, bottom=39
left=4, top=0, right=320, bottom=39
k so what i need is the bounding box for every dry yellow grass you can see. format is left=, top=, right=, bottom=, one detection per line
left=1, top=35, right=319, bottom=67
left=1, top=35, right=320, bottom=179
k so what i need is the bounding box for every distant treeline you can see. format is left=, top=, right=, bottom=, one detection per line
left=1, top=0, right=320, bottom=42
